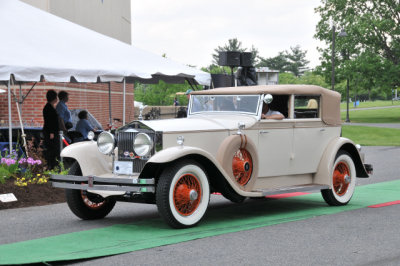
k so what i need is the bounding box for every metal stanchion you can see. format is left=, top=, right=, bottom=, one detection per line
left=59, top=130, right=64, bottom=163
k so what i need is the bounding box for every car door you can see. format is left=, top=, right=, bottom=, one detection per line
left=292, top=95, right=339, bottom=174
left=256, top=120, right=294, bottom=177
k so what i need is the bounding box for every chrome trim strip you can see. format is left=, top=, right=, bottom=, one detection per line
left=50, top=175, right=155, bottom=185
left=52, top=182, right=155, bottom=193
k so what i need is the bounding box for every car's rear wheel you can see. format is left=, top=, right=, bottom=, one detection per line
left=321, top=151, right=356, bottom=206
left=156, top=160, right=210, bottom=228
left=65, top=162, right=116, bottom=220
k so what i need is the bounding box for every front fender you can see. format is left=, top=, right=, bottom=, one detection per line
left=314, top=137, right=369, bottom=186
left=147, top=146, right=214, bottom=164
left=146, top=146, right=262, bottom=197
left=61, top=141, right=112, bottom=176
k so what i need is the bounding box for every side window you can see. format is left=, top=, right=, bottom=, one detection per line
left=294, top=95, right=320, bottom=119
left=268, top=94, right=289, bottom=118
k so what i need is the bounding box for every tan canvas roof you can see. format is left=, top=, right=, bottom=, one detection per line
left=192, top=85, right=342, bottom=125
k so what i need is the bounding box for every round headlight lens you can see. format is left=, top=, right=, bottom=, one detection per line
left=134, top=133, right=153, bottom=156
left=87, top=131, right=95, bottom=140
left=97, top=131, right=115, bottom=154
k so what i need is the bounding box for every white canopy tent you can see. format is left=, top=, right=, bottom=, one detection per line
left=0, top=0, right=211, bottom=152
left=0, top=0, right=210, bottom=85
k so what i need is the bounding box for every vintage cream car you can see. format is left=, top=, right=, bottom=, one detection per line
left=51, top=85, right=373, bottom=228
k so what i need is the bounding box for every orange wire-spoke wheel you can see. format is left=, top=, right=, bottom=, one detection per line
left=333, top=162, right=350, bottom=196
left=173, top=174, right=202, bottom=216
left=232, top=148, right=253, bottom=186
left=81, top=191, right=106, bottom=209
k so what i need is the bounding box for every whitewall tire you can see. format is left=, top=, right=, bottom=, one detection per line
left=156, top=160, right=210, bottom=228
left=321, top=151, right=356, bottom=206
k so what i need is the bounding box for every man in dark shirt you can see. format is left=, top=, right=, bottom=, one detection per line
left=42, top=90, right=60, bottom=169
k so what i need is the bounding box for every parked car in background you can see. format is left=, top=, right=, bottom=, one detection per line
left=51, top=85, right=373, bottom=228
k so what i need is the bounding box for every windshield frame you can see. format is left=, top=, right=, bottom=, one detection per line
left=188, top=94, right=262, bottom=116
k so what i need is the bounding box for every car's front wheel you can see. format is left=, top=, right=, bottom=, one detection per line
left=65, top=162, right=116, bottom=220
left=156, top=160, right=210, bottom=228
left=321, top=151, right=356, bottom=206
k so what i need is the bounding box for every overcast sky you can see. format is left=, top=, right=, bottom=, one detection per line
left=131, top=0, right=324, bottom=69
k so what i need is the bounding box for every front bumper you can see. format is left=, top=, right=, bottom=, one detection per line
left=50, top=174, right=155, bottom=193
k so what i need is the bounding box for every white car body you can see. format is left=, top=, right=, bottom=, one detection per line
left=52, top=85, right=372, bottom=228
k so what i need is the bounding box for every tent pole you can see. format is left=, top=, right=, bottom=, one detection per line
left=108, top=82, right=112, bottom=126
left=7, top=79, right=12, bottom=153
left=123, top=78, right=126, bottom=125
left=12, top=79, right=28, bottom=157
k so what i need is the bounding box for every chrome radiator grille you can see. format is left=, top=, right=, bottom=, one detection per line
left=117, top=131, right=155, bottom=173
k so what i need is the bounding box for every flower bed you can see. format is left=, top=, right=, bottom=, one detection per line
left=0, top=141, right=67, bottom=209
left=0, top=177, right=65, bottom=210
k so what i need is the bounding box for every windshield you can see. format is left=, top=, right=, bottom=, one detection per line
left=189, top=95, right=261, bottom=115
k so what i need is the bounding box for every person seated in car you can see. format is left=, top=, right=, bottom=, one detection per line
left=76, top=110, right=97, bottom=141
left=261, top=103, right=284, bottom=120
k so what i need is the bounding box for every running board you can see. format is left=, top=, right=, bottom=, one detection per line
left=256, top=184, right=330, bottom=197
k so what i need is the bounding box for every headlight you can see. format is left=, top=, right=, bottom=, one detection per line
left=97, top=131, right=115, bottom=154
left=134, top=133, right=153, bottom=156
left=87, top=131, right=95, bottom=140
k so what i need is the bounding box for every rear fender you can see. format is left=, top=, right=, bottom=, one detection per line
left=314, top=137, right=369, bottom=186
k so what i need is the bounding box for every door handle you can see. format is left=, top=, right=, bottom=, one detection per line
left=320, top=129, right=326, bottom=132
left=260, top=130, right=269, bottom=134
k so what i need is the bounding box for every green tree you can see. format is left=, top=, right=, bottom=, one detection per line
left=134, top=81, right=190, bottom=106
left=279, top=71, right=329, bottom=88
left=257, top=52, right=288, bottom=72
left=278, top=72, right=298, bottom=84
left=314, top=0, right=400, bottom=96
left=257, top=45, right=310, bottom=76
left=285, top=46, right=310, bottom=76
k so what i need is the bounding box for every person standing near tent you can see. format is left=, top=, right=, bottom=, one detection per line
left=56, top=91, right=73, bottom=130
left=42, top=90, right=60, bottom=169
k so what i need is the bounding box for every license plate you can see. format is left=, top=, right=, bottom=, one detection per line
left=114, top=161, right=133, bottom=175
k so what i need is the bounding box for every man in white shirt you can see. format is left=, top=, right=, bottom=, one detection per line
left=261, top=104, right=284, bottom=120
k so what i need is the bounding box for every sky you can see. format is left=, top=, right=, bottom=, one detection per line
left=131, top=0, right=324, bottom=70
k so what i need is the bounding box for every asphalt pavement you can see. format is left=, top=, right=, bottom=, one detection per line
left=1, top=146, right=399, bottom=266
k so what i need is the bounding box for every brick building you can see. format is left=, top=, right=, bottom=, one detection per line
left=0, top=82, right=134, bottom=129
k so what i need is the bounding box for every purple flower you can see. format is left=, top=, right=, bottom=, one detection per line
left=27, top=157, right=34, bottom=165
left=1, top=158, right=6, bottom=164
left=35, top=160, right=42, bottom=165
left=6, top=158, right=16, bottom=166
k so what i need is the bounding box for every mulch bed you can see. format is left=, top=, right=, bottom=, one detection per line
left=0, top=178, right=66, bottom=210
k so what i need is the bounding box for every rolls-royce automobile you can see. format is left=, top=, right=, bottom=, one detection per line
left=51, top=85, right=373, bottom=228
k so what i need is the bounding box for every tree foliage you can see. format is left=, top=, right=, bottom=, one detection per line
left=134, top=81, right=190, bottom=106
left=314, top=0, right=400, bottom=99
left=257, top=45, right=310, bottom=76
left=279, top=71, right=329, bottom=88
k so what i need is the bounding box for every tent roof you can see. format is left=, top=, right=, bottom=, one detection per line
left=0, top=0, right=211, bottom=86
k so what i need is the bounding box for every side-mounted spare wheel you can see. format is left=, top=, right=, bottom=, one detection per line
left=321, top=150, right=356, bottom=206
left=216, top=134, right=259, bottom=203
left=156, top=160, right=210, bottom=228
left=65, top=162, right=116, bottom=220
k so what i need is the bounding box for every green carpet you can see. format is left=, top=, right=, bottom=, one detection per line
left=0, top=180, right=399, bottom=265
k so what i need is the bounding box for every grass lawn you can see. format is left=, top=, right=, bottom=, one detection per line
left=340, top=100, right=400, bottom=109
left=342, top=125, right=400, bottom=146
left=341, top=107, right=400, bottom=123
